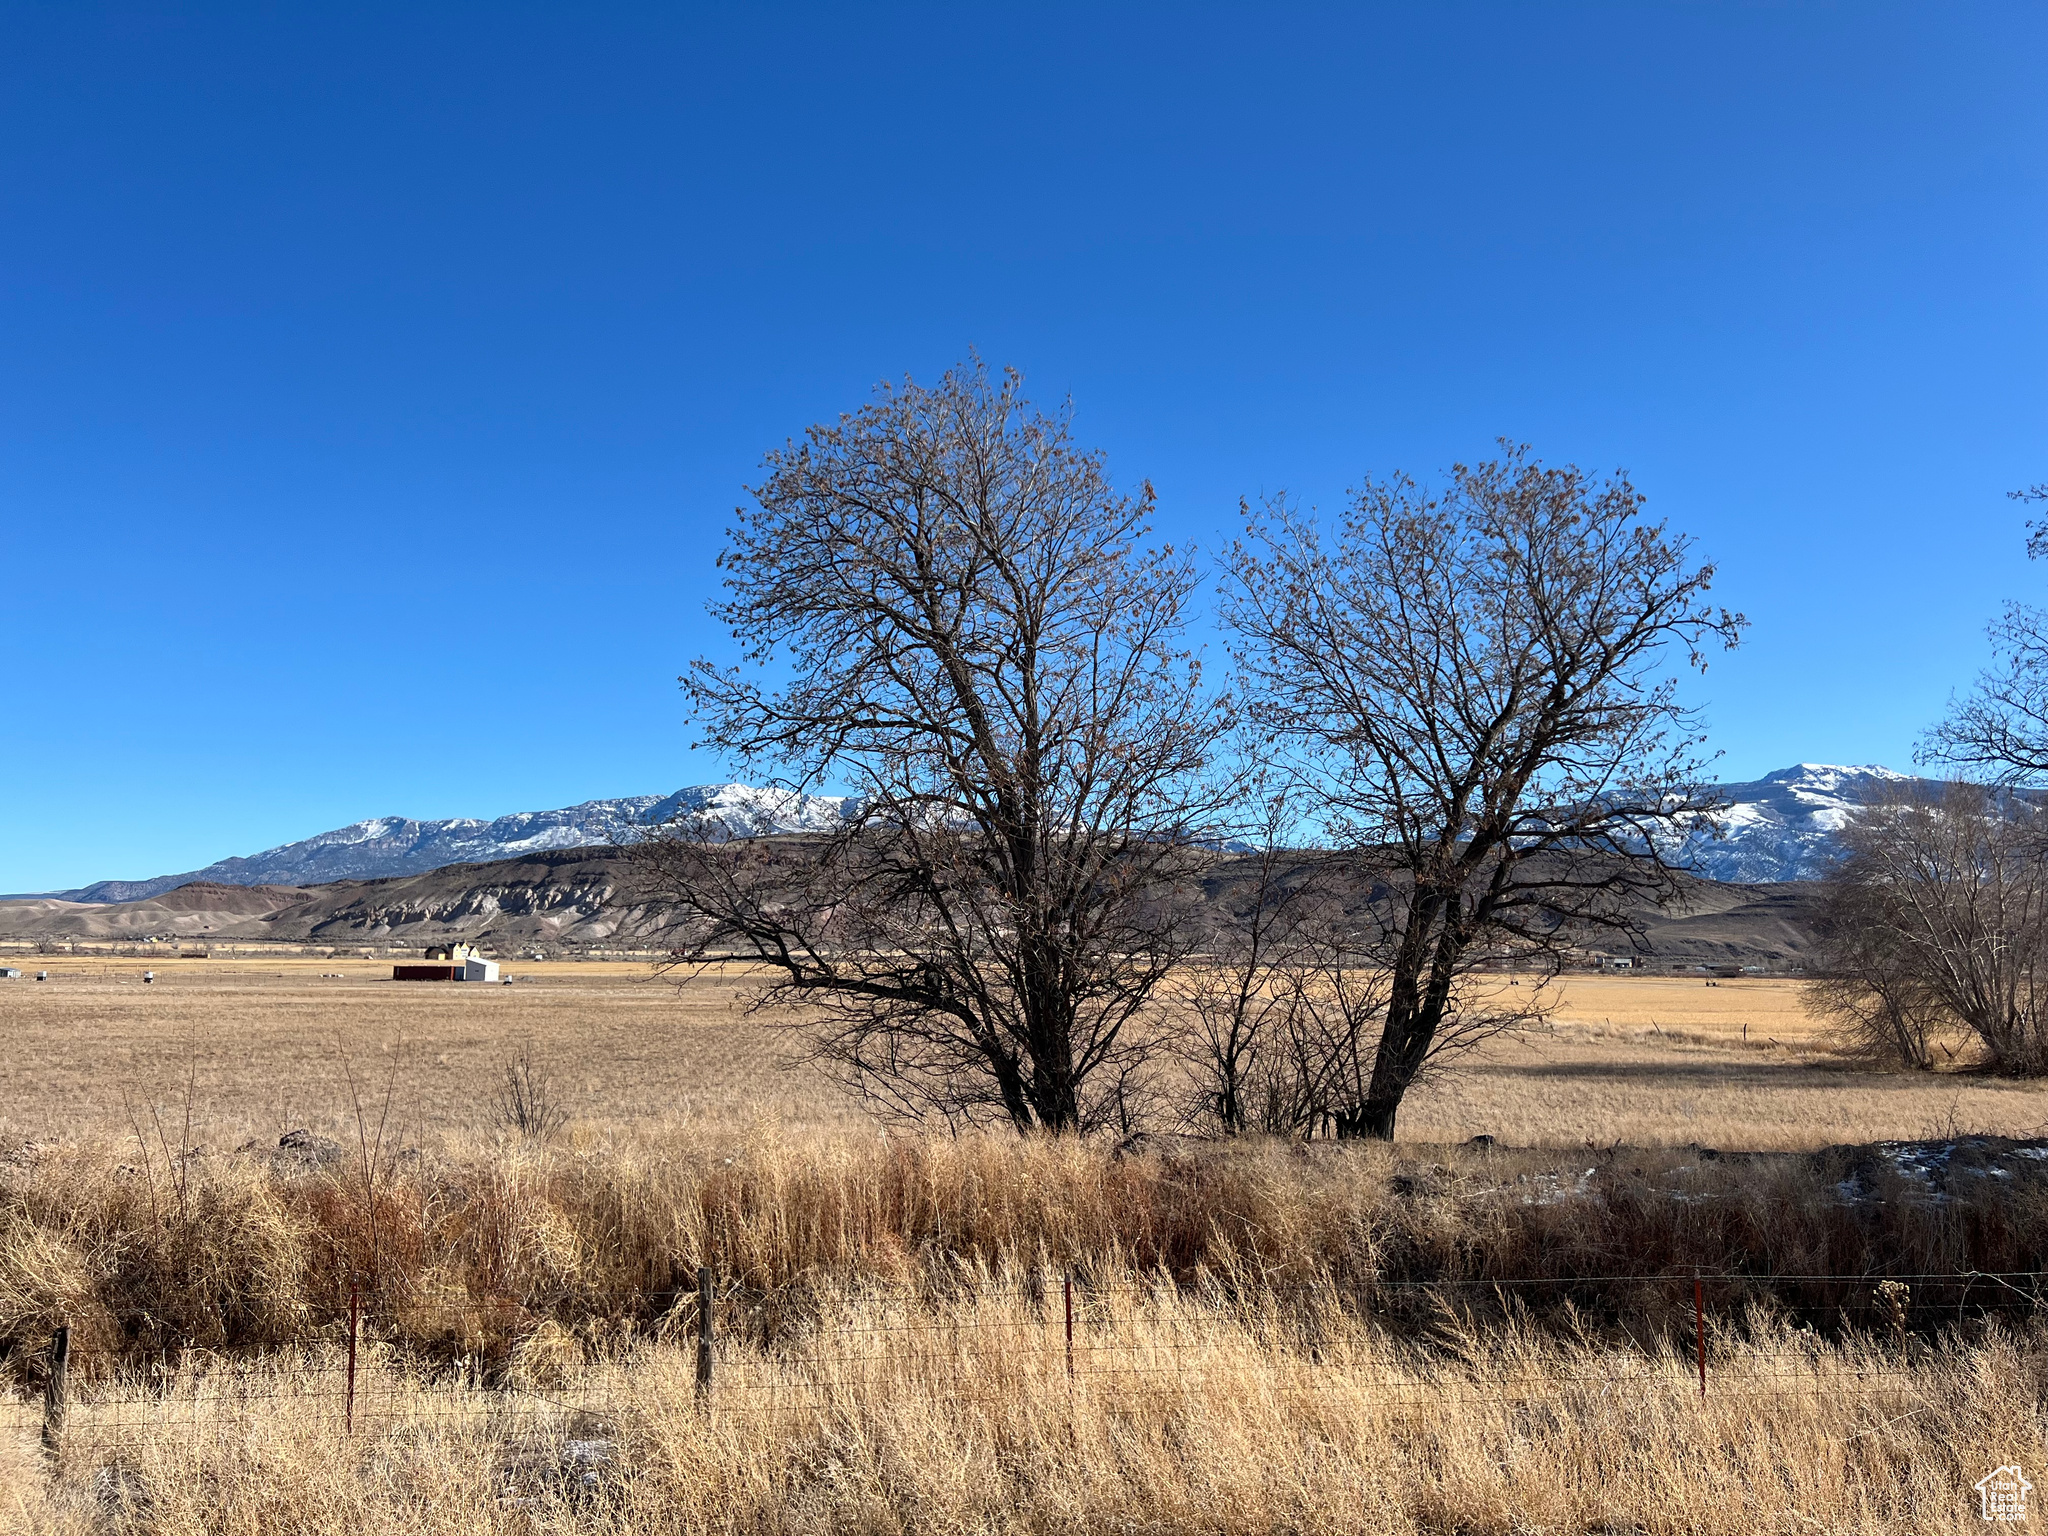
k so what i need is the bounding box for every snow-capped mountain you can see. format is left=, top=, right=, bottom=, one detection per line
left=1678, top=763, right=1920, bottom=883
left=43, top=764, right=1931, bottom=904
left=52, top=785, right=861, bottom=903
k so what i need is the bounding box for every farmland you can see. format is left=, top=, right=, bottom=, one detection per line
left=0, top=955, right=858, bottom=1146
left=1, top=955, right=2041, bottom=1150
left=0, top=953, right=2044, bottom=1533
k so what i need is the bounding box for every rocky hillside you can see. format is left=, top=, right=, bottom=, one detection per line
left=1, top=851, right=647, bottom=949
left=0, top=846, right=1822, bottom=968
left=1680, top=763, right=1917, bottom=883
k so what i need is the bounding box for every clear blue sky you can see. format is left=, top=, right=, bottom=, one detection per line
left=3, top=3, right=2043, bottom=892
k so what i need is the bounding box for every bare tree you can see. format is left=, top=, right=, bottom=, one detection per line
left=1165, top=790, right=1324, bottom=1135
left=1167, top=832, right=1414, bottom=1140
left=1802, top=872, right=1942, bottom=1070
left=1816, top=782, right=2048, bottom=1075
left=1850, top=485, right=2048, bottom=1074
left=631, top=360, right=1230, bottom=1134
left=1224, top=446, right=1744, bottom=1139
left=1924, top=483, right=2048, bottom=783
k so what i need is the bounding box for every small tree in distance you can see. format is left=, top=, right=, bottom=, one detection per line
left=632, top=359, right=1231, bottom=1134
left=1225, top=446, right=1745, bottom=1140
left=493, top=1048, right=571, bottom=1142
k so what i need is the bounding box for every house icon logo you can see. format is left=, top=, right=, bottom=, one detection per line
left=1977, top=1465, right=2032, bottom=1522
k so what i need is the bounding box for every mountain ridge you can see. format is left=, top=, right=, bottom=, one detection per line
left=40, top=785, right=860, bottom=904
left=1680, top=762, right=1912, bottom=883
left=0, top=844, right=1823, bottom=969
left=29, top=764, right=1921, bottom=903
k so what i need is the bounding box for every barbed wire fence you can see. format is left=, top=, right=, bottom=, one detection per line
left=2, top=1267, right=2029, bottom=1453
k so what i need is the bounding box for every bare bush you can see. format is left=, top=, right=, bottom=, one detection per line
left=1811, top=782, right=2048, bottom=1075
left=1166, top=793, right=1325, bottom=1136
left=1275, top=903, right=1402, bottom=1137
left=493, top=1049, right=570, bottom=1141
left=1803, top=875, right=1942, bottom=1069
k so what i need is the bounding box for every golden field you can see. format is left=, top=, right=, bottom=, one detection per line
left=0, top=953, right=2043, bottom=1533
left=3, top=955, right=2042, bottom=1151
left=0, top=955, right=853, bottom=1147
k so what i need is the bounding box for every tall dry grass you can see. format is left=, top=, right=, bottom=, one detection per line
left=3, top=1130, right=2045, bottom=1380
left=2, top=1131, right=2044, bottom=1531
left=0, top=1281, right=2036, bottom=1534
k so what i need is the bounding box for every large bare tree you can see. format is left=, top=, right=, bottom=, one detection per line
left=631, top=360, right=1229, bottom=1133
left=1224, top=446, right=1744, bottom=1139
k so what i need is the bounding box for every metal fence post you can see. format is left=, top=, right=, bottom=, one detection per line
left=1064, top=1271, right=1075, bottom=1382
left=41, top=1324, right=69, bottom=1460
left=1694, top=1274, right=1708, bottom=1396
left=346, top=1282, right=361, bottom=1435
left=696, top=1263, right=714, bottom=1401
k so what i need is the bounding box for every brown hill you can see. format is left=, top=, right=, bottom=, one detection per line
left=146, top=881, right=317, bottom=915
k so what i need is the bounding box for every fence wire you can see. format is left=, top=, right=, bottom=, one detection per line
left=1, top=1267, right=2016, bottom=1448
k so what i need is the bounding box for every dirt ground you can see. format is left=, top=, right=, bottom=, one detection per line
left=1, top=956, right=2043, bottom=1151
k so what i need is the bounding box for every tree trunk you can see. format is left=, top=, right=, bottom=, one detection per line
left=1027, top=1018, right=1082, bottom=1131
left=1332, top=1108, right=1376, bottom=1139
left=1357, top=1007, right=1426, bottom=1141
left=1218, top=1081, right=1244, bottom=1136
left=1357, top=910, right=1466, bottom=1142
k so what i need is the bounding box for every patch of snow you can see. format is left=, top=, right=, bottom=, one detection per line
left=1678, top=763, right=1929, bottom=884
left=1833, top=1137, right=2048, bottom=1208
left=53, top=785, right=865, bottom=902
left=1519, top=1167, right=1598, bottom=1206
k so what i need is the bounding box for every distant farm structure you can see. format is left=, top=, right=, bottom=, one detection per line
left=392, top=941, right=499, bottom=983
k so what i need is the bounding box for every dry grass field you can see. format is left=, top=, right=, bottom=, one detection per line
left=3, top=955, right=2041, bottom=1151
left=0, top=955, right=857, bottom=1149
left=0, top=1122, right=2037, bottom=1534
left=1, top=952, right=2045, bottom=1533
left=1424, top=973, right=2048, bottom=1149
